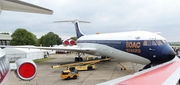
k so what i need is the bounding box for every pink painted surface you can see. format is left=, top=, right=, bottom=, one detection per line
left=115, top=61, right=180, bottom=85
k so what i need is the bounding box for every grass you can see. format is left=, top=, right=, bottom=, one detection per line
left=10, top=61, right=15, bottom=63
left=33, top=57, right=55, bottom=63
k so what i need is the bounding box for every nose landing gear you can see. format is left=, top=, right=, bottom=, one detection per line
left=139, top=64, right=151, bottom=71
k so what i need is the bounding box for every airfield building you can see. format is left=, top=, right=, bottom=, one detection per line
left=0, top=34, right=12, bottom=45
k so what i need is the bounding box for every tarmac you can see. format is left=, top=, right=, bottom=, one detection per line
left=9, top=54, right=143, bottom=85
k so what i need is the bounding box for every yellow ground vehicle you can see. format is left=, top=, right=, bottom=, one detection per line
left=52, top=57, right=110, bottom=70
left=67, top=64, right=96, bottom=71
left=52, top=60, right=100, bottom=70
left=61, top=67, right=79, bottom=80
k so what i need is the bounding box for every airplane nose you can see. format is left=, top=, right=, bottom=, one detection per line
left=168, top=50, right=176, bottom=60
left=161, top=46, right=176, bottom=63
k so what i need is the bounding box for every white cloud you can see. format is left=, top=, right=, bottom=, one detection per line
left=1, top=0, right=180, bottom=42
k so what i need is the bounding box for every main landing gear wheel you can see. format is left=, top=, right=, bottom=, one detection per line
left=74, top=57, right=83, bottom=62
left=101, top=56, right=106, bottom=59
left=75, top=52, right=83, bottom=62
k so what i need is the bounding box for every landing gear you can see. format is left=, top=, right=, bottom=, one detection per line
left=101, top=56, right=106, bottom=59
left=139, top=64, right=151, bottom=71
left=74, top=52, right=83, bottom=62
left=101, top=56, right=109, bottom=59
left=75, top=57, right=83, bottom=62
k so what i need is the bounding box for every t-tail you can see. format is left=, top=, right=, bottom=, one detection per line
left=54, top=19, right=90, bottom=38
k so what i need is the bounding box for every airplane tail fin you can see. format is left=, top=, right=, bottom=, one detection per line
left=54, top=19, right=90, bottom=39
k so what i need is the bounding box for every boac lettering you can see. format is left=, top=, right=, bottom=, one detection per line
left=126, top=42, right=141, bottom=53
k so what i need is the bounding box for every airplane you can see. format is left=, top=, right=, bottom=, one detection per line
left=0, top=0, right=53, bottom=85
left=15, top=19, right=176, bottom=66
left=52, top=19, right=179, bottom=84
left=6, top=19, right=179, bottom=84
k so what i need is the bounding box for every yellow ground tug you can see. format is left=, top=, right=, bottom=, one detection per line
left=61, top=67, right=79, bottom=80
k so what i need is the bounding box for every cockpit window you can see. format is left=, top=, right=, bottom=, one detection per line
left=143, top=40, right=151, bottom=46
left=156, top=40, right=163, bottom=46
left=162, top=40, right=167, bottom=44
left=152, top=40, right=157, bottom=46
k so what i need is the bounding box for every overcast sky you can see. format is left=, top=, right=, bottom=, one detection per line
left=1, top=0, right=180, bottom=42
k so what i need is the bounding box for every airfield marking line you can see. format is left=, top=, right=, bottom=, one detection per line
left=110, top=62, right=119, bottom=80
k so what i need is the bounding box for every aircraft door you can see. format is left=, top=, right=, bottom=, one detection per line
left=143, top=40, right=159, bottom=62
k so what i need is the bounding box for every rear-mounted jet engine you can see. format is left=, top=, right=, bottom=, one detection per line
left=63, top=39, right=76, bottom=46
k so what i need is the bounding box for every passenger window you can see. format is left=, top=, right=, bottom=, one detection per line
left=152, top=40, right=157, bottom=46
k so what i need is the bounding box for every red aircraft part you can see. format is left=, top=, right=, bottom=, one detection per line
left=15, top=58, right=37, bottom=81
left=69, top=39, right=75, bottom=46
left=63, top=40, right=69, bottom=46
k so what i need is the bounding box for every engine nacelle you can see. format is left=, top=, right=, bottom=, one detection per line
left=15, top=58, right=37, bottom=81
left=69, top=39, right=75, bottom=46
left=63, top=39, right=69, bottom=46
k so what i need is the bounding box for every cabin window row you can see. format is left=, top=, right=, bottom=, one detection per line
left=143, top=40, right=167, bottom=46
left=78, top=40, right=121, bottom=44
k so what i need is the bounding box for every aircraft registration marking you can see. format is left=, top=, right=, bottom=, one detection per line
left=115, top=61, right=180, bottom=85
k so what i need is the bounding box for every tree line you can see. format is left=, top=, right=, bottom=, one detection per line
left=9, top=28, right=77, bottom=46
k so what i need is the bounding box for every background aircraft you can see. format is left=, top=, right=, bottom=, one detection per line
left=0, top=0, right=53, bottom=84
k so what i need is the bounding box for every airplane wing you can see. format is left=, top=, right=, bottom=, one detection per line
left=97, top=57, right=180, bottom=85
left=1, top=45, right=97, bottom=54
left=0, top=0, right=53, bottom=14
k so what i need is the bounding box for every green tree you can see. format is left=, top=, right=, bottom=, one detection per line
left=39, top=32, right=62, bottom=46
left=70, top=37, right=77, bottom=41
left=10, top=28, right=38, bottom=45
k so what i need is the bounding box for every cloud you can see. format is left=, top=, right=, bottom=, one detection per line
left=1, top=0, right=180, bottom=42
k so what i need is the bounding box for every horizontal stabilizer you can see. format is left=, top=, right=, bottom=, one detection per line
left=0, top=0, right=53, bottom=14
left=54, top=19, right=90, bottom=23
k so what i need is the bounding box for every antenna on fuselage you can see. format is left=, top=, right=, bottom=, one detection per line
left=53, top=19, right=90, bottom=38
